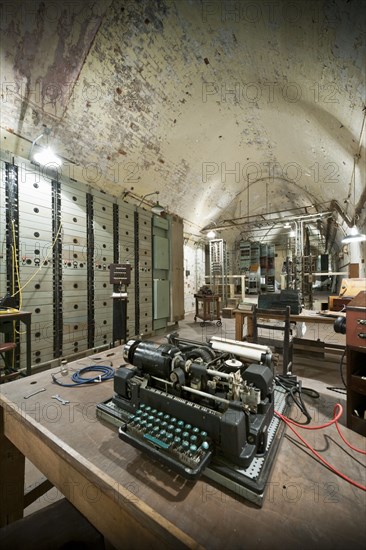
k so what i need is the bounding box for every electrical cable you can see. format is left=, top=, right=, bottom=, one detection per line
left=339, top=348, right=347, bottom=388
left=52, top=365, right=114, bottom=387
left=11, top=222, right=63, bottom=297
left=275, top=404, right=366, bottom=491
left=275, top=374, right=319, bottom=424
left=325, top=349, right=347, bottom=394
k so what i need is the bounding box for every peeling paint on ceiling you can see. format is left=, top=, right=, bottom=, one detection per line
left=0, top=0, right=365, bottom=241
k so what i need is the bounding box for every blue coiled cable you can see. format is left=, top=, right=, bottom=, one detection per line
left=52, top=365, right=114, bottom=387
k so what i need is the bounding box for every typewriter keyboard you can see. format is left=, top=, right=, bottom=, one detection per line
left=118, top=404, right=213, bottom=479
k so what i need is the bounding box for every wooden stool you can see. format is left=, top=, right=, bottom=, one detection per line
left=0, top=341, right=17, bottom=383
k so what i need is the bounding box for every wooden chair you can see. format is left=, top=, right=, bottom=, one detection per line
left=252, top=305, right=294, bottom=375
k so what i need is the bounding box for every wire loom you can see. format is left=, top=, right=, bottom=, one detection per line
left=52, top=365, right=114, bottom=387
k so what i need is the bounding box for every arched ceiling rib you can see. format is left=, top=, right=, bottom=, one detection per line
left=0, top=0, right=365, bottom=239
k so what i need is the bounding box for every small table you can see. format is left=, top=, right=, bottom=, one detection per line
left=194, top=294, right=221, bottom=326
left=233, top=308, right=345, bottom=353
left=0, top=310, right=32, bottom=375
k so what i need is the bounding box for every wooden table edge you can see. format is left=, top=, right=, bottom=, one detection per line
left=0, top=394, right=203, bottom=550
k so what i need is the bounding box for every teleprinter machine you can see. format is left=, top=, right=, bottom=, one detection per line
left=99, top=333, right=277, bottom=482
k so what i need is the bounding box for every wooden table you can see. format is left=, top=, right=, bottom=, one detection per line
left=233, top=308, right=344, bottom=344
left=0, top=310, right=32, bottom=375
left=0, top=347, right=364, bottom=549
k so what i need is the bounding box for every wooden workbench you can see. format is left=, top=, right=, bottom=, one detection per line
left=0, top=346, right=364, bottom=549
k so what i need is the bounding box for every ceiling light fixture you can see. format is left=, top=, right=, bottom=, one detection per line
left=341, top=226, right=366, bottom=244
left=138, top=191, right=165, bottom=215
left=29, top=127, right=62, bottom=166
left=33, top=146, right=62, bottom=166
left=207, top=230, right=216, bottom=239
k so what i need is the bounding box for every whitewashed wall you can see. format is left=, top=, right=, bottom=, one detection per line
left=183, top=240, right=206, bottom=314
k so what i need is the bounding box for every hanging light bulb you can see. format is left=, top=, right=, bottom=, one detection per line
left=29, top=127, right=62, bottom=166
left=207, top=230, right=216, bottom=239
left=341, top=226, right=366, bottom=244
left=33, top=146, right=62, bottom=166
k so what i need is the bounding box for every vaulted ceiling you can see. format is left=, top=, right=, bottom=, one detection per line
left=1, top=0, right=365, bottom=246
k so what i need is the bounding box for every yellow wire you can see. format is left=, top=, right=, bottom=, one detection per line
left=10, top=227, right=25, bottom=346
left=5, top=221, right=63, bottom=368
left=11, top=222, right=63, bottom=296
left=12, top=220, right=22, bottom=310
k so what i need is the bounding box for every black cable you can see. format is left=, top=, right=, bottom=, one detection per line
left=52, top=365, right=114, bottom=387
left=326, top=387, right=347, bottom=395
left=275, top=374, right=319, bottom=424
left=324, top=349, right=347, bottom=394
left=339, top=348, right=347, bottom=389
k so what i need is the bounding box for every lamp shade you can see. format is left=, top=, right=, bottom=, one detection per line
left=151, top=201, right=165, bottom=215
left=342, top=226, right=366, bottom=244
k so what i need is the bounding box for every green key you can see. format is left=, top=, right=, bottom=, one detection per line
left=185, top=424, right=192, bottom=430
left=201, top=431, right=208, bottom=438
left=182, top=431, right=189, bottom=439
left=192, top=427, right=200, bottom=434
left=144, top=433, right=170, bottom=449
left=190, top=444, right=198, bottom=453
left=177, top=420, right=185, bottom=427
left=182, top=440, right=189, bottom=449
left=201, top=441, right=209, bottom=450
left=190, top=435, right=198, bottom=442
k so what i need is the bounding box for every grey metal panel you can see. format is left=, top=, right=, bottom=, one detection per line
left=153, top=235, right=169, bottom=270
left=153, top=279, right=170, bottom=319
left=20, top=291, right=53, bottom=304
left=63, top=279, right=88, bottom=292
left=153, top=216, right=169, bottom=230
left=61, top=180, right=88, bottom=353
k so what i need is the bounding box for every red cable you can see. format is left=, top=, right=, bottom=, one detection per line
left=276, top=403, right=366, bottom=454
left=275, top=404, right=366, bottom=491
